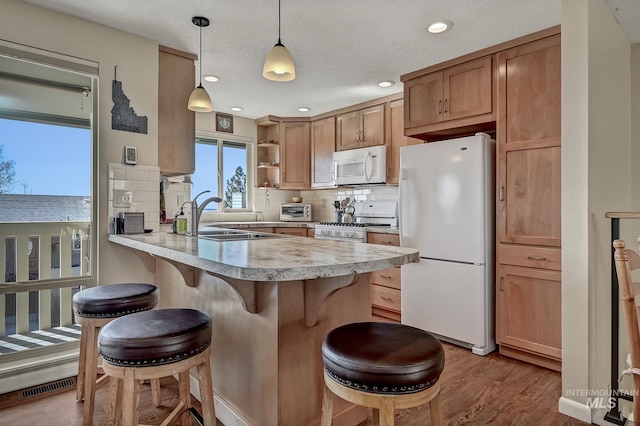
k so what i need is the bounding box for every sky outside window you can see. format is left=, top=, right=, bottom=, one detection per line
left=0, top=118, right=90, bottom=196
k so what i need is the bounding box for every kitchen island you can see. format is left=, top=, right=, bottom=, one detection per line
left=109, top=230, right=418, bottom=426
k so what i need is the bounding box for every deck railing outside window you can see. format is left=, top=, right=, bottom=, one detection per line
left=0, top=222, right=92, bottom=355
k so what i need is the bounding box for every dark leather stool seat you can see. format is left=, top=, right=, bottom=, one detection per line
left=72, top=283, right=159, bottom=426
left=98, top=308, right=217, bottom=426
left=98, top=308, right=212, bottom=366
left=73, top=283, right=159, bottom=318
left=322, top=322, right=444, bottom=394
left=320, top=322, right=445, bottom=426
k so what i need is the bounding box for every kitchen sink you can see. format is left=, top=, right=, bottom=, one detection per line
left=196, top=228, right=286, bottom=242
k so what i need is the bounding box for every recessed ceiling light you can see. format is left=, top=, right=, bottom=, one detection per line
left=203, top=75, right=220, bottom=82
left=378, top=81, right=395, bottom=88
left=428, top=20, right=453, bottom=34
left=298, top=107, right=311, bottom=112
left=230, top=106, right=243, bottom=112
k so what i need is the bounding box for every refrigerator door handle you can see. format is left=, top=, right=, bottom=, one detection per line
left=398, top=167, right=406, bottom=247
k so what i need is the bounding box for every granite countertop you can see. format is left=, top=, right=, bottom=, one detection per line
left=109, top=231, right=417, bottom=282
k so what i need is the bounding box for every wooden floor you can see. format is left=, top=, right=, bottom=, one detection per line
left=0, top=343, right=588, bottom=426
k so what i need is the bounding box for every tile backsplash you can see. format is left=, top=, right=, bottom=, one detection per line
left=108, top=163, right=160, bottom=232
left=108, top=161, right=399, bottom=229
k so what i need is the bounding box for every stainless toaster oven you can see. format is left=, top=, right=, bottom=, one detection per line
left=280, top=203, right=312, bottom=222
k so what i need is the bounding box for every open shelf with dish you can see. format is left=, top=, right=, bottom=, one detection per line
left=256, top=116, right=281, bottom=188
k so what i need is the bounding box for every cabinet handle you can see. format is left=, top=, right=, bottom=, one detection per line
left=380, top=274, right=392, bottom=279
left=355, top=130, right=359, bottom=142
left=380, top=296, right=394, bottom=302
left=499, top=185, right=504, bottom=201
left=444, top=99, right=448, bottom=113
left=438, top=100, right=442, bottom=114
left=500, top=276, right=504, bottom=291
left=527, top=256, right=547, bottom=261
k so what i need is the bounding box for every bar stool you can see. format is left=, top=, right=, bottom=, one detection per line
left=72, top=283, right=159, bottom=426
left=98, top=308, right=216, bottom=426
left=320, top=322, right=445, bottom=426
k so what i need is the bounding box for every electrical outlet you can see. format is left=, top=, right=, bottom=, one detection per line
left=113, top=189, right=133, bottom=207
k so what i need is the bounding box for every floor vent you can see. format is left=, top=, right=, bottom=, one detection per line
left=19, top=377, right=76, bottom=400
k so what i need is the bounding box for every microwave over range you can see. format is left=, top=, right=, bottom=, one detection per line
left=333, top=145, right=386, bottom=186
left=280, top=203, right=312, bottom=222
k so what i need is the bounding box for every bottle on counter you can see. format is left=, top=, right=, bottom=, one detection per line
left=175, top=208, right=187, bottom=235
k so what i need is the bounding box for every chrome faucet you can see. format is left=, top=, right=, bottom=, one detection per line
left=190, top=190, right=223, bottom=235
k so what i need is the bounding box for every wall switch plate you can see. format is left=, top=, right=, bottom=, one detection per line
left=114, top=189, right=133, bottom=207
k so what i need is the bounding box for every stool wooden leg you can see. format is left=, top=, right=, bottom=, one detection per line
left=378, top=397, right=395, bottom=426
left=178, top=370, right=191, bottom=426
left=82, top=324, right=99, bottom=426
left=107, top=376, right=122, bottom=426
left=429, top=392, right=444, bottom=426
left=372, top=408, right=380, bottom=426
left=321, top=383, right=334, bottom=426
left=197, top=356, right=216, bottom=426
left=121, top=369, right=140, bottom=426
left=151, top=378, right=161, bottom=407
left=76, top=324, right=88, bottom=401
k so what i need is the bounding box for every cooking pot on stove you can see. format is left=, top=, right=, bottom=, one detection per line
left=342, top=205, right=355, bottom=223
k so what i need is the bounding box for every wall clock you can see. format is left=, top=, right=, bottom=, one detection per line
left=216, top=113, right=234, bottom=133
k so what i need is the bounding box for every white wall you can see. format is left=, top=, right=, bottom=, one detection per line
left=560, top=0, right=633, bottom=422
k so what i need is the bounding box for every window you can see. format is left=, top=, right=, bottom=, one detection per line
left=0, top=48, right=96, bottom=345
left=192, top=137, right=252, bottom=211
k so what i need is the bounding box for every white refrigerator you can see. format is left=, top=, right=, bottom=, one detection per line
left=399, top=133, right=496, bottom=356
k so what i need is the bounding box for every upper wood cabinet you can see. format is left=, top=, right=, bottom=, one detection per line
left=280, top=121, right=311, bottom=189
left=386, top=99, right=422, bottom=184
left=311, top=117, right=336, bottom=188
left=336, top=104, right=384, bottom=151
left=497, top=35, right=561, bottom=247
left=402, top=55, right=495, bottom=139
left=158, top=46, right=196, bottom=176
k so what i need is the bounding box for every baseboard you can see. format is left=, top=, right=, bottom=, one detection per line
left=0, top=348, right=78, bottom=394
left=559, top=396, right=593, bottom=423
left=189, top=374, right=251, bottom=426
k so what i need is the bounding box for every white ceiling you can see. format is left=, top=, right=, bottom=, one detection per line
left=18, top=0, right=640, bottom=120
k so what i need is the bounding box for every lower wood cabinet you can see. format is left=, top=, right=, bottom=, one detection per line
left=274, top=227, right=307, bottom=237
left=367, top=232, right=401, bottom=321
left=496, top=263, right=561, bottom=371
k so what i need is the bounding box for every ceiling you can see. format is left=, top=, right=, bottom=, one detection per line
left=18, top=0, right=640, bottom=120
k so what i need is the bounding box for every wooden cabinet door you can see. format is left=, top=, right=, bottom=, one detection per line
left=444, top=56, right=493, bottom=121
left=496, top=265, right=561, bottom=360
left=497, top=36, right=561, bottom=247
left=311, top=117, right=336, bottom=188
left=360, top=104, right=385, bottom=147
left=274, top=227, right=307, bottom=237
left=404, top=72, right=443, bottom=128
left=279, top=122, right=310, bottom=189
left=336, top=111, right=360, bottom=151
left=499, top=146, right=561, bottom=246
left=386, top=99, right=422, bottom=184
left=158, top=48, right=195, bottom=176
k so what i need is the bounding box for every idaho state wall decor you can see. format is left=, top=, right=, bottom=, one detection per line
left=112, top=79, right=148, bottom=134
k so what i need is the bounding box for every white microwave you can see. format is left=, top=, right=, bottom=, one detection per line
left=333, top=145, right=386, bottom=186
left=280, top=203, right=312, bottom=222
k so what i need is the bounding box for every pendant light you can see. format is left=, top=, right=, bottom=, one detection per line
left=188, top=16, right=213, bottom=112
left=262, top=0, right=296, bottom=82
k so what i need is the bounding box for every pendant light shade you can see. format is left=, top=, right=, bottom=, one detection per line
left=263, top=0, right=295, bottom=82
left=188, top=16, right=213, bottom=112
left=188, top=84, right=213, bottom=112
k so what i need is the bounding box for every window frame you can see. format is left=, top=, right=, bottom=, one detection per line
left=194, top=131, right=254, bottom=212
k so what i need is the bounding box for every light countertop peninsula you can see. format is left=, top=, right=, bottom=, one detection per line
left=108, top=230, right=417, bottom=282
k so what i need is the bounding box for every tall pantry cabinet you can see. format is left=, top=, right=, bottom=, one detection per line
left=495, top=34, right=562, bottom=371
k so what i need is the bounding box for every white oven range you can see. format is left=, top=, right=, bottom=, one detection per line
left=314, top=201, right=397, bottom=243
